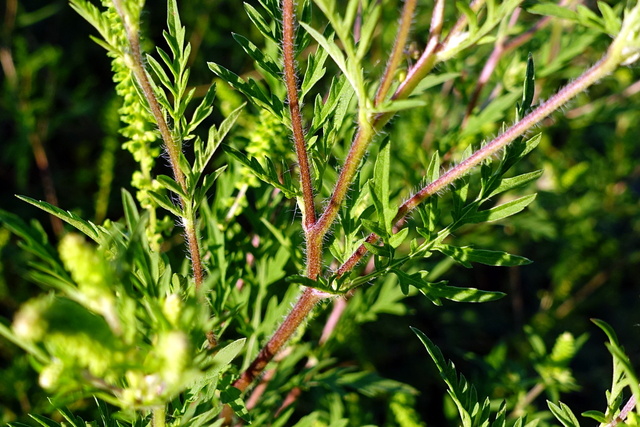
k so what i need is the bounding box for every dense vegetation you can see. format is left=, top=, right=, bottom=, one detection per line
left=1, top=0, right=640, bottom=425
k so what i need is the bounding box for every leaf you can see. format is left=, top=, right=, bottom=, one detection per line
left=435, top=245, right=532, bottom=268
left=244, top=2, right=278, bottom=45
left=16, top=196, right=107, bottom=244
left=371, top=99, right=428, bottom=114
left=156, top=174, right=187, bottom=199
left=301, top=46, right=329, bottom=100
left=148, top=191, right=183, bottom=217
left=299, top=23, right=360, bottom=98
left=223, top=145, right=299, bottom=198
left=286, top=274, right=337, bottom=294
left=232, top=33, right=281, bottom=80
left=547, top=401, right=581, bottom=427
left=486, top=170, right=543, bottom=199
left=220, top=387, right=251, bottom=423
left=121, top=189, right=140, bottom=231
left=527, top=3, right=578, bottom=20
left=208, top=62, right=283, bottom=117
left=393, top=269, right=505, bottom=305
left=28, top=415, right=60, bottom=427
left=371, top=140, right=392, bottom=235
left=581, top=410, right=607, bottom=423
left=464, top=194, right=537, bottom=224
left=212, top=338, right=245, bottom=367
left=389, top=228, right=409, bottom=249
left=187, top=82, right=217, bottom=135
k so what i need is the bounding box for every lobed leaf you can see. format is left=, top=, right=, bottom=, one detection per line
left=435, top=244, right=532, bottom=268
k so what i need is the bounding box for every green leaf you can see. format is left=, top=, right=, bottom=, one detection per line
left=187, top=82, right=217, bottom=135
left=486, top=170, right=543, bottom=199
left=244, top=2, right=278, bottom=45
left=597, top=2, right=621, bottom=35
left=148, top=191, right=183, bottom=217
left=581, top=410, right=607, bottom=423
left=371, top=99, right=427, bottom=114
left=208, top=62, right=284, bottom=117
left=299, top=23, right=361, bottom=99
left=28, top=415, right=60, bottom=427
left=371, top=140, right=392, bottom=235
left=220, top=387, right=251, bottom=423
left=121, top=188, right=140, bottom=231
left=464, top=194, right=537, bottom=224
left=156, top=174, right=187, bottom=199
left=527, top=3, right=578, bottom=20
left=389, top=228, right=409, bottom=249
left=16, top=196, right=107, bottom=244
left=435, top=245, right=532, bottom=268
left=591, top=318, right=620, bottom=345
left=547, top=401, right=581, bottom=427
left=301, top=46, right=329, bottom=100
left=393, top=269, right=505, bottom=305
left=223, top=145, right=299, bottom=198
left=232, top=33, right=281, bottom=80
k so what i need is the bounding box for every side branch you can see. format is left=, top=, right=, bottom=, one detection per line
left=112, top=0, right=204, bottom=288
left=283, top=0, right=316, bottom=231
left=338, top=50, right=621, bottom=277
left=374, top=0, right=418, bottom=106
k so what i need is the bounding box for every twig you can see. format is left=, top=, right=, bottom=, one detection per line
left=374, top=0, right=418, bottom=106
left=606, top=394, right=638, bottom=427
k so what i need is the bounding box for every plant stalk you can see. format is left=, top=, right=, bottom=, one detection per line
left=112, top=0, right=204, bottom=288
left=282, top=0, right=316, bottom=233
left=337, top=42, right=627, bottom=277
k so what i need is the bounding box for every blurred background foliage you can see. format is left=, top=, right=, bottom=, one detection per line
left=1, top=0, right=639, bottom=425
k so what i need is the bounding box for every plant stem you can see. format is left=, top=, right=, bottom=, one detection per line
left=152, top=407, right=166, bottom=427
left=338, top=44, right=626, bottom=277
left=374, top=0, right=418, bottom=106
left=231, top=287, right=327, bottom=393
left=112, top=0, right=204, bottom=288
left=282, top=0, right=316, bottom=233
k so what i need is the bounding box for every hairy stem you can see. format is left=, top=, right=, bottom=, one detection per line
left=112, top=0, right=204, bottom=288
left=374, top=0, right=418, bottom=106
left=338, top=44, right=626, bottom=276
left=232, top=287, right=327, bottom=392
left=282, top=0, right=316, bottom=233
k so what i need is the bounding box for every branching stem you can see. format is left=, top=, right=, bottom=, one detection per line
left=338, top=43, right=626, bottom=276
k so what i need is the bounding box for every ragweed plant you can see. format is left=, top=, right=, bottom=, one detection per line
left=1, top=0, right=640, bottom=426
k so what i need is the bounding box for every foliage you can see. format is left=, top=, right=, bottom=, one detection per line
left=1, top=0, right=640, bottom=426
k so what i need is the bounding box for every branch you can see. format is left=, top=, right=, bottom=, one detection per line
left=112, top=0, right=204, bottom=288
left=374, top=0, right=418, bottom=106
left=338, top=42, right=627, bottom=277
left=282, top=0, right=316, bottom=233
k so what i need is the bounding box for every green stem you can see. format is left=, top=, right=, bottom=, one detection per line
left=153, top=407, right=166, bottom=427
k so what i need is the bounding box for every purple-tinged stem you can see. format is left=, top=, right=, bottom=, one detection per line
left=338, top=47, right=623, bottom=277
left=111, top=0, right=204, bottom=288
left=282, top=0, right=316, bottom=234
left=374, top=0, right=418, bottom=106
